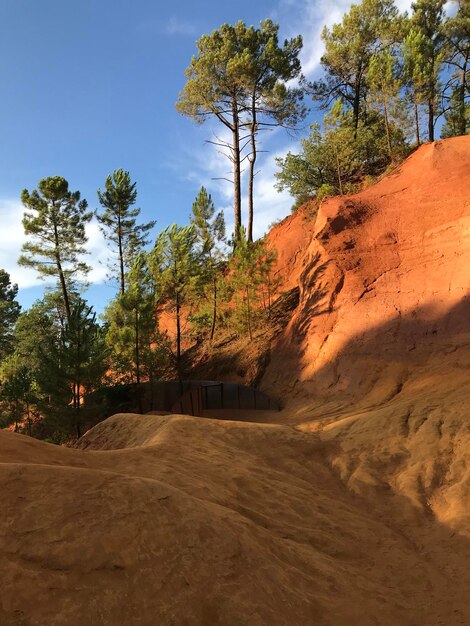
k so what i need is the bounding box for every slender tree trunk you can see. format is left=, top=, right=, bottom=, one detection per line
left=353, top=69, right=362, bottom=139
left=458, top=62, right=467, bottom=136
left=74, top=334, right=81, bottom=438
left=51, top=202, right=72, bottom=321
left=383, top=98, right=392, bottom=159
left=414, top=98, right=421, bottom=146
left=54, top=222, right=71, bottom=321
left=247, top=94, right=257, bottom=243
left=246, top=287, right=253, bottom=341
left=118, top=212, right=125, bottom=296
left=210, top=276, right=217, bottom=342
left=135, top=308, right=140, bottom=385
left=26, top=403, right=31, bottom=437
left=57, top=261, right=71, bottom=320
left=149, top=344, right=155, bottom=411
left=334, top=144, right=343, bottom=195
left=428, top=98, right=435, bottom=142
left=75, top=378, right=81, bottom=439
left=132, top=307, right=143, bottom=413
left=232, top=98, right=242, bottom=241
left=176, top=294, right=182, bottom=380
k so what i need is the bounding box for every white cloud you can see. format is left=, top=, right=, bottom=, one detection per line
left=0, top=197, right=109, bottom=290
left=135, top=15, right=200, bottom=38
left=85, top=220, right=109, bottom=285
left=0, top=199, right=41, bottom=289
left=176, top=120, right=294, bottom=239
left=247, top=151, right=293, bottom=239
left=274, top=0, right=415, bottom=78
left=165, top=16, right=199, bottom=37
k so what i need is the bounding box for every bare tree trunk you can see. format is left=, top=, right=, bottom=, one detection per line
left=210, top=276, right=217, bottom=342
left=458, top=62, right=468, bottom=136
left=118, top=212, right=125, bottom=296
left=14, top=399, right=19, bottom=432
left=232, top=99, right=242, bottom=241
left=57, top=262, right=71, bottom=321
left=414, top=99, right=421, bottom=146
left=52, top=210, right=72, bottom=321
left=246, top=287, right=253, bottom=341
left=428, top=98, right=435, bottom=142
left=334, top=144, right=344, bottom=195
left=55, top=249, right=71, bottom=321
left=26, top=403, right=31, bottom=437
left=75, top=379, right=81, bottom=439
left=247, top=94, right=257, bottom=243
left=176, top=295, right=182, bottom=380
left=135, top=308, right=140, bottom=385
left=383, top=98, right=392, bottom=159
left=353, top=69, right=362, bottom=139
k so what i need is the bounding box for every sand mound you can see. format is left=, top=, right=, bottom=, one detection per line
left=3, top=413, right=470, bottom=625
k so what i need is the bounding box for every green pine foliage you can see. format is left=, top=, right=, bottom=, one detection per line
left=177, top=20, right=305, bottom=241
left=37, top=299, right=108, bottom=438
left=441, top=89, right=470, bottom=137
left=104, top=253, right=168, bottom=385
left=19, top=176, right=92, bottom=320
left=408, top=0, right=447, bottom=142
left=310, top=0, right=400, bottom=132
left=149, top=224, right=200, bottom=377
left=0, top=362, right=34, bottom=433
left=0, top=269, right=21, bottom=361
left=275, top=100, right=406, bottom=205
left=97, top=169, right=156, bottom=295
left=190, top=187, right=225, bottom=341
left=442, top=0, right=470, bottom=137
left=227, top=229, right=278, bottom=340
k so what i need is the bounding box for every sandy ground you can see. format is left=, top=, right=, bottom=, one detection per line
left=1, top=404, right=470, bottom=625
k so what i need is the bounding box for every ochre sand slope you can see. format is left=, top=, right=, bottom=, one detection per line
left=2, top=413, right=470, bottom=625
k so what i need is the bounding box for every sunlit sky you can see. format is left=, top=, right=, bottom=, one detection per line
left=0, top=0, right=416, bottom=312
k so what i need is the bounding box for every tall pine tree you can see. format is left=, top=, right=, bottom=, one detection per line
left=97, top=168, right=155, bottom=295
left=19, top=176, right=91, bottom=321
left=149, top=225, right=199, bottom=378
left=190, top=187, right=225, bottom=341
left=409, top=0, right=447, bottom=141
left=0, top=269, right=21, bottom=361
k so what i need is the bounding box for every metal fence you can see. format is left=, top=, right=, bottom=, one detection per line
left=171, top=381, right=279, bottom=416
left=85, top=379, right=279, bottom=418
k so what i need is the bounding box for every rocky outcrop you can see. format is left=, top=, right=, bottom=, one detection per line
left=264, top=137, right=470, bottom=414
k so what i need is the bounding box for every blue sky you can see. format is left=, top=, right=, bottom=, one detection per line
left=0, top=0, right=414, bottom=313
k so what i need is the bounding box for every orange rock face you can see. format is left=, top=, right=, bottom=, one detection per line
left=264, top=137, right=470, bottom=411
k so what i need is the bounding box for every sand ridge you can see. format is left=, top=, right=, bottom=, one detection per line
left=1, top=412, right=470, bottom=625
